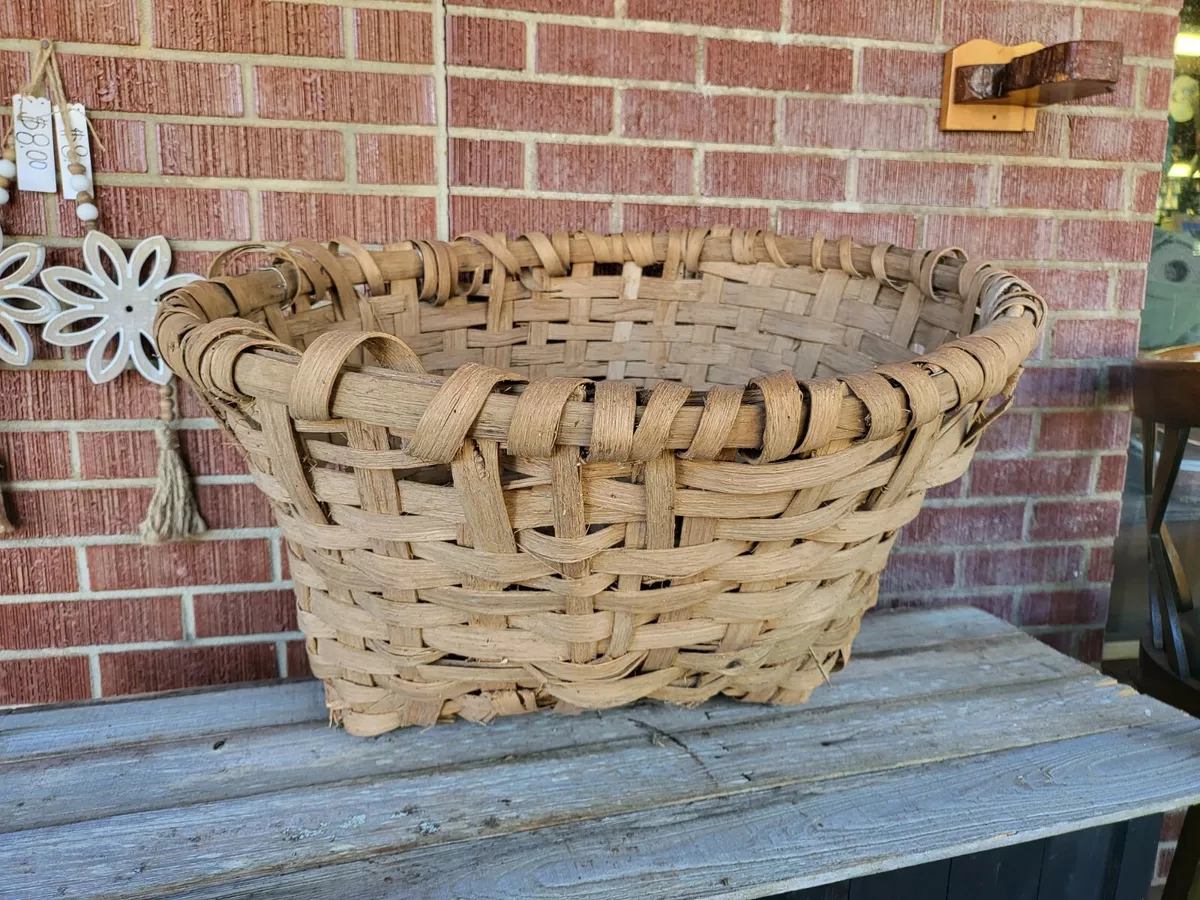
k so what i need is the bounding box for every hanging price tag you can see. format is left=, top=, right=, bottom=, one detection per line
left=53, top=103, right=93, bottom=200
left=11, top=95, right=57, bottom=193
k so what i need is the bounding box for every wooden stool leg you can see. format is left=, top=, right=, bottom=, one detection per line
left=1145, top=424, right=1192, bottom=678
left=1163, top=804, right=1200, bottom=900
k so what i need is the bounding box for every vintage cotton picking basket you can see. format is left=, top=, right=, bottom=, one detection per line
left=156, top=229, right=1045, bottom=735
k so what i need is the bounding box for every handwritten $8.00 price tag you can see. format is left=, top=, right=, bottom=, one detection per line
left=11, top=95, right=57, bottom=193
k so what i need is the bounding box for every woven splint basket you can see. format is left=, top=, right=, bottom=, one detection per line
left=157, top=229, right=1045, bottom=735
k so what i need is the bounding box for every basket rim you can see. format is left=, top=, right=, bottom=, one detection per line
left=155, top=228, right=1046, bottom=462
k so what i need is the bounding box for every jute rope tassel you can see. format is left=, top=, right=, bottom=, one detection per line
left=44, top=39, right=206, bottom=544
left=140, top=378, right=207, bottom=544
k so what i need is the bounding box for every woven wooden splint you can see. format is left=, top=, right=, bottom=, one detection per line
left=156, top=228, right=1045, bottom=735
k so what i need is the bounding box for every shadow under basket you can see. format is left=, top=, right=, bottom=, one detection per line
left=156, top=228, right=1045, bottom=735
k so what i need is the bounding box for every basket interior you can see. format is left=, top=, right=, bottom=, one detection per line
left=253, top=254, right=971, bottom=393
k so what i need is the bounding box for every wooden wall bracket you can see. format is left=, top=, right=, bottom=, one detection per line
left=940, top=39, right=1123, bottom=132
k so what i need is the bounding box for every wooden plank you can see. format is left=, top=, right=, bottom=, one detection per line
left=3, top=636, right=1088, bottom=831
left=160, top=719, right=1200, bottom=900
left=0, top=674, right=1178, bottom=899
left=1037, top=824, right=1119, bottom=900
left=0, top=608, right=1016, bottom=763
left=1110, top=816, right=1164, bottom=900
left=0, top=680, right=326, bottom=763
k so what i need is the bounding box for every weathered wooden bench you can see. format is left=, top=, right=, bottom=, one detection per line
left=3, top=607, right=1199, bottom=899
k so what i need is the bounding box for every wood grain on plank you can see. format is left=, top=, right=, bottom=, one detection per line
left=0, top=675, right=1175, bottom=899
left=156, top=720, right=1200, bottom=900
left=3, top=635, right=1086, bottom=831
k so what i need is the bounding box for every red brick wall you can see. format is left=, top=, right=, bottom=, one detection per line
left=0, top=0, right=1176, bottom=703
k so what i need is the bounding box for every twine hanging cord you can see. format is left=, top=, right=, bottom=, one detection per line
left=5, top=41, right=106, bottom=162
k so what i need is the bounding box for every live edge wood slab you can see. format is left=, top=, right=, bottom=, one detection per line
left=2, top=607, right=1198, bottom=899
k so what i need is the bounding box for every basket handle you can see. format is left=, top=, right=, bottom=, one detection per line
left=289, top=331, right=425, bottom=421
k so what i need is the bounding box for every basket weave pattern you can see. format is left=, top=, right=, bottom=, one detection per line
left=157, top=229, right=1044, bottom=735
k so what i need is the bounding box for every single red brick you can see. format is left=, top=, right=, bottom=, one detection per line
left=451, top=195, right=611, bottom=236
left=1034, top=628, right=1104, bottom=662
left=57, top=55, right=242, bottom=116
left=450, top=138, right=523, bottom=189
left=260, top=193, right=437, bottom=244
left=900, top=502, right=1025, bottom=546
left=783, top=99, right=927, bottom=151
left=0, top=597, right=182, bottom=650
left=1089, top=545, right=1114, bottom=583
left=623, top=90, right=775, bottom=145
left=6, top=487, right=155, bottom=538
left=630, top=0, right=779, bottom=29
left=999, top=166, right=1122, bottom=211
left=1058, top=220, right=1154, bottom=263
left=539, top=144, right=692, bottom=196
left=454, top=0, right=611, bottom=11
left=926, top=479, right=965, bottom=500
left=59, top=186, right=250, bottom=242
left=356, top=134, right=436, bottom=185
left=286, top=640, right=312, bottom=678
left=860, top=48, right=942, bottom=99
left=962, top=545, right=1084, bottom=586
left=0, top=432, right=72, bottom=481
left=1039, top=409, right=1132, bottom=452
left=155, top=0, right=341, bottom=55
left=706, top=40, right=852, bottom=93
left=1146, top=66, right=1173, bottom=111
left=538, top=24, right=695, bottom=83
left=356, top=8, right=433, bottom=63
left=1081, top=8, right=1178, bottom=60
left=100, top=643, right=280, bottom=696
left=0, top=546, right=78, bottom=594
left=1096, top=454, right=1127, bottom=492
left=932, top=113, right=1067, bottom=158
left=976, top=412, right=1033, bottom=453
left=924, top=215, right=1053, bottom=260
left=1069, top=117, right=1169, bottom=163
left=1135, top=170, right=1163, bottom=214
left=0, top=371, right=159, bottom=420
left=87, top=540, right=272, bottom=592
left=1014, top=365, right=1104, bottom=408
left=1107, top=363, right=1133, bottom=407
left=1116, top=268, right=1147, bottom=311
left=159, top=124, right=345, bottom=181
left=621, top=204, right=769, bottom=231
left=449, top=15, right=523, bottom=70
left=89, top=119, right=147, bottom=173
left=1162, top=810, right=1187, bottom=841
left=705, top=152, right=845, bottom=202
left=0, top=657, right=90, bottom=705
left=0, top=50, right=27, bottom=87
left=943, top=0, right=1074, bottom=45
left=1031, top=499, right=1122, bottom=541
left=76, top=429, right=245, bottom=479
left=1009, top=268, right=1110, bottom=312
left=1, top=0, right=137, bottom=42
left=1052, top=318, right=1139, bottom=360
left=879, top=551, right=956, bottom=593
left=194, top=589, right=297, bottom=637
left=969, top=457, right=1093, bottom=497
left=791, top=0, right=936, bottom=41
left=256, top=68, right=435, bottom=125
left=450, top=78, right=611, bottom=134
left=858, top=159, right=989, bottom=208
left=194, top=483, right=274, bottom=530
left=778, top=210, right=919, bottom=246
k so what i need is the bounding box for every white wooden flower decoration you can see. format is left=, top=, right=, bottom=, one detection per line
left=41, top=231, right=200, bottom=384
left=0, top=239, right=58, bottom=368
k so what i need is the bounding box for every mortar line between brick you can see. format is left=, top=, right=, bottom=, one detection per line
left=275, top=640, right=290, bottom=677
left=87, top=651, right=103, bottom=698
left=181, top=594, right=196, bottom=640
left=432, top=0, right=450, bottom=239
